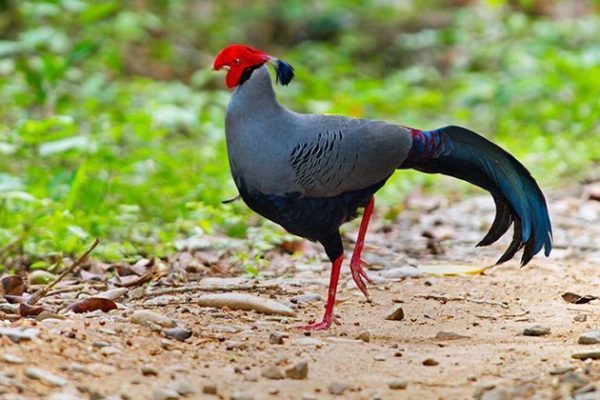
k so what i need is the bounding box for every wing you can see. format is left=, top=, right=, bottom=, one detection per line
left=289, top=116, right=413, bottom=198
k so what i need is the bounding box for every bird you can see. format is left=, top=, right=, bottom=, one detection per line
left=212, top=44, right=552, bottom=330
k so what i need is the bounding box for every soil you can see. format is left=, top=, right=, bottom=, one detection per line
left=2, top=188, right=600, bottom=400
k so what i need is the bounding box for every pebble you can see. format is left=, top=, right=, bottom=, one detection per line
left=572, top=350, right=600, bottom=360
left=164, top=327, right=192, bottom=341
left=291, top=293, right=322, bottom=303
left=579, top=329, right=600, bottom=345
left=374, top=354, right=387, bottom=361
left=328, top=381, right=350, bottom=395
left=25, top=367, right=68, bottom=387
left=385, top=307, right=405, bottom=321
left=202, top=383, right=218, bottom=395
left=230, top=392, right=253, bottom=400
left=130, top=310, right=177, bottom=328
left=141, top=364, right=158, bottom=376
left=302, top=395, right=318, bottom=400
left=481, top=388, right=511, bottom=400
left=435, top=331, right=470, bottom=340
left=196, top=293, right=296, bottom=316
left=96, top=288, right=129, bottom=301
left=422, top=358, right=439, bottom=366
left=560, top=371, right=588, bottom=389
left=261, top=365, right=284, bottom=380
left=549, top=365, right=576, bottom=375
left=523, top=325, right=550, bottom=336
left=291, top=338, right=323, bottom=346
left=380, top=266, right=423, bottom=279
left=168, top=379, right=195, bottom=396
left=47, top=394, right=82, bottom=400
left=92, top=341, right=110, bottom=349
left=100, top=346, right=121, bottom=356
left=269, top=332, right=286, bottom=345
left=153, top=387, right=180, bottom=400
left=244, top=372, right=259, bottom=382
left=355, top=330, right=371, bottom=342
left=285, top=360, right=308, bottom=380
left=0, top=327, right=39, bottom=341
left=1, top=354, right=23, bottom=364
left=224, top=340, right=238, bottom=350
left=389, top=379, right=408, bottom=390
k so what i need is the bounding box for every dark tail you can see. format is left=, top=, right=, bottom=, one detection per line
left=400, top=125, right=552, bottom=266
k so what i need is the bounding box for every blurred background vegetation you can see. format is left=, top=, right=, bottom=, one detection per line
left=0, top=0, right=599, bottom=270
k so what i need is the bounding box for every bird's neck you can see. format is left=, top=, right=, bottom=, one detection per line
left=228, top=66, right=281, bottom=117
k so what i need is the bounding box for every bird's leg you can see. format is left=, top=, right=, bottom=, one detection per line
left=301, top=254, right=344, bottom=330
left=350, top=196, right=375, bottom=298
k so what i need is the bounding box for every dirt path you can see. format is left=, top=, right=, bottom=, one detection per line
left=2, top=190, right=600, bottom=400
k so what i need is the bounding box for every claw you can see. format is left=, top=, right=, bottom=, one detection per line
left=350, top=257, right=371, bottom=299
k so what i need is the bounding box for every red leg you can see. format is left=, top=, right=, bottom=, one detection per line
left=301, top=254, right=344, bottom=330
left=350, top=196, right=375, bottom=298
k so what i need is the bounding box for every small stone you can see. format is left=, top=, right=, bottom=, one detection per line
left=422, top=358, right=439, bottom=366
left=1, top=354, right=23, bottom=364
left=268, top=388, right=279, bottom=395
left=385, top=307, right=405, bottom=321
left=153, top=387, right=179, bottom=400
left=380, top=266, right=422, bottom=279
left=269, top=332, right=286, bottom=345
left=130, top=310, right=177, bottom=328
left=523, top=325, right=550, bottom=336
left=389, top=379, right=408, bottom=390
left=285, top=360, right=308, bottom=380
left=560, top=371, right=588, bottom=390
left=169, top=379, right=195, bottom=396
left=481, top=388, right=511, bottom=400
left=141, top=364, right=158, bottom=376
left=224, top=340, right=238, bottom=350
left=290, top=293, right=322, bottom=303
left=374, top=354, right=387, bottom=361
left=549, top=365, right=575, bottom=375
left=100, top=346, right=121, bottom=356
left=355, top=330, right=370, bottom=342
left=69, top=363, right=92, bottom=375
left=164, top=327, right=193, bottom=341
left=202, top=383, right=218, bottom=395
left=435, top=331, right=470, bottom=341
left=261, top=365, right=284, bottom=380
left=579, top=329, right=600, bottom=345
left=25, top=367, right=68, bottom=387
left=0, top=327, right=39, bottom=342
left=575, top=314, right=588, bottom=322
left=230, top=392, right=253, bottom=400
left=328, top=381, right=350, bottom=395
left=572, top=350, right=600, bottom=360
left=302, top=395, right=318, bottom=400
left=244, top=372, right=259, bottom=382
left=92, top=341, right=110, bottom=349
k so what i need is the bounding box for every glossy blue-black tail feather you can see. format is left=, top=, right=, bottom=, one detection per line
left=274, top=59, right=295, bottom=86
left=401, top=125, right=552, bottom=266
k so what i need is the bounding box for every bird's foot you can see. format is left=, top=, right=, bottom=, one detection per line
left=299, top=315, right=340, bottom=331
left=350, top=258, right=372, bottom=299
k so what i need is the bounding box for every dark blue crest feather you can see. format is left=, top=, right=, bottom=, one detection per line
left=275, top=59, right=295, bottom=85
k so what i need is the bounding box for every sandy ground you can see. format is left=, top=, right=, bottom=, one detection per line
left=2, top=189, right=600, bottom=400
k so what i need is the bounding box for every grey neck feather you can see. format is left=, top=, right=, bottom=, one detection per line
left=228, top=66, right=281, bottom=116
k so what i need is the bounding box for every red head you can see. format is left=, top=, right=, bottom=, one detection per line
left=213, top=44, right=295, bottom=89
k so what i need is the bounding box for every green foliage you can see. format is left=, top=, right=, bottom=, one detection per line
left=0, top=1, right=598, bottom=270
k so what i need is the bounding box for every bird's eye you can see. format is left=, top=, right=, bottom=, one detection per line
left=233, top=58, right=241, bottom=65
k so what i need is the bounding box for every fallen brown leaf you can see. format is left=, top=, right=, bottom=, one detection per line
left=1, top=275, right=25, bottom=296
left=562, top=292, right=599, bottom=304
left=19, top=302, right=45, bottom=317
left=65, top=297, right=117, bottom=313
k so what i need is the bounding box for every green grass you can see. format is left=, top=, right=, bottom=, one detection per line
left=0, top=1, right=598, bottom=269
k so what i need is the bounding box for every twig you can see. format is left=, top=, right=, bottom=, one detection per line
left=27, top=238, right=100, bottom=305
left=145, top=280, right=287, bottom=297
left=415, top=294, right=509, bottom=309
left=46, top=283, right=107, bottom=297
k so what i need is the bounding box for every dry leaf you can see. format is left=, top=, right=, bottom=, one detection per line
left=1, top=275, right=25, bottom=296
left=418, top=264, right=486, bottom=276
left=19, top=303, right=45, bottom=317
left=65, top=297, right=117, bottom=313
left=562, top=292, right=599, bottom=304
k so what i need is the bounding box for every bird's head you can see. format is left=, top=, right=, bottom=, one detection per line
left=213, top=44, right=295, bottom=89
